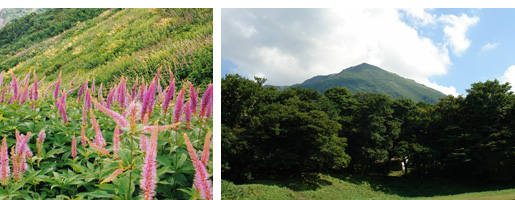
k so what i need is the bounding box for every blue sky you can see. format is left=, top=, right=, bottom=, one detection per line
left=427, top=8, right=515, bottom=94
left=222, top=8, right=515, bottom=96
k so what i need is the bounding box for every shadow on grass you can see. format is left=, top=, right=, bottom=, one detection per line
left=331, top=173, right=515, bottom=198
left=249, top=173, right=333, bottom=191
left=235, top=172, right=515, bottom=198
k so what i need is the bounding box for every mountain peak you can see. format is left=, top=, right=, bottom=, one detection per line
left=281, top=63, right=445, bottom=104
left=345, top=63, right=386, bottom=72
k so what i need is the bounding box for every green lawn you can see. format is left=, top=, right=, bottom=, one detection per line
left=222, top=173, right=515, bottom=200
left=414, top=189, right=515, bottom=200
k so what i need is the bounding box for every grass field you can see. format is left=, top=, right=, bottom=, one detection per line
left=222, top=173, right=515, bottom=200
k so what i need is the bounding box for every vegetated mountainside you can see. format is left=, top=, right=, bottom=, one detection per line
left=0, top=8, right=45, bottom=29
left=280, top=63, right=445, bottom=104
left=0, top=8, right=213, bottom=88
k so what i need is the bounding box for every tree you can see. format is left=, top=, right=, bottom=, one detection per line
left=346, top=92, right=400, bottom=174
left=460, top=80, right=515, bottom=181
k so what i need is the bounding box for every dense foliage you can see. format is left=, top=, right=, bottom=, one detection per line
left=1, top=8, right=213, bottom=89
left=0, top=69, right=213, bottom=199
left=222, top=74, right=350, bottom=182
left=277, top=63, right=445, bottom=104
left=222, top=74, right=515, bottom=183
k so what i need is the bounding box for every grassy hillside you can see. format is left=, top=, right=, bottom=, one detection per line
left=222, top=174, right=515, bottom=200
left=285, top=63, right=445, bottom=104
left=0, top=8, right=212, bottom=88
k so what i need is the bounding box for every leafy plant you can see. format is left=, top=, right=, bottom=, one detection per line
left=0, top=69, right=213, bottom=199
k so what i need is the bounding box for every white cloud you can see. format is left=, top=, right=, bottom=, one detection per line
left=420, top=80, right=458, bottom=97
left=501, top=65, right=515, bottom=91
left=438, top=14, right=479, bottom=56
left=222, top=9, right=461, bottom=95
left=481, top=42, right=499, bottom=52
left=402, top=8, right=436, bottom=26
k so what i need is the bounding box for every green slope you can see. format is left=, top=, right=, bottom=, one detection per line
left=289, top=63, right=445, bottom=104
left=0, top=8, right=212, bottom=88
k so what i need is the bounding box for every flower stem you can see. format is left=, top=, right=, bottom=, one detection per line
left=128, top=130, right=134, bottom=200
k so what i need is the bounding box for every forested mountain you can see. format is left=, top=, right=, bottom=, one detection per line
left=0, top=8, right=45, bottom=29
left=0, top=8, right=213, bottom=88
left=276, top=63, right=445, bottom=104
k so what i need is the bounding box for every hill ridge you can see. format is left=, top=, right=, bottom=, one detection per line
left=276, top=63, right=445, bottom=104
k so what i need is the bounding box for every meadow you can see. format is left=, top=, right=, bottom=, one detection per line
left=222, top=173, right=515, bottom=200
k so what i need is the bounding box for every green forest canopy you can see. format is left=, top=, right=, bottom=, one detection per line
left=222, top=74, right=515, bottom=183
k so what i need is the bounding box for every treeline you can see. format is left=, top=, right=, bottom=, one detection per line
left=222, top=74, right=515, bottom=183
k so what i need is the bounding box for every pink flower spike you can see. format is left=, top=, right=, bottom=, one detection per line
left=86, top=137, right=111, bottom=157
left=90, top=109, right=106, bottom=148
left=138, top=77, right=146, bottom=102
left=140, top=122, right=180, bottom=133
left=142, top=79, right=156, bottom=121
left=157, top=78, right=162, bottom=97
left=53, top=71, right=62, bottom=99
left=183, top=133, right=213, bottom=200
left=98, top=83, right=103, bottom=98
left=66, top=86, right=79, bottom=96
left=162, top=70, right=175, bottom=116
left=140, top=135, right=148, bottom=152
left=206, top=97, right=213, bottom=118
left=107, top=87, right=115, bottom=109
left=98, top=83, right=105, bottom=105
left=131, top=77, right=138, bottom=101
left=140, top=121, right=159, bottom=200
left=184, top=100, right=192, bottom=130
left=85, top=88, right=92, bottom=111
left=82, top=106, right=87, bottom=126
left=0, top=86, right=6, bottom=103
left=117, top=77, right=126, bottom=108
left=81, top=126, right=87, bottom=148
left=92, top=99, right=129, bottom=127
left=18, top=82, right=29, bottom=105
left=70, top=74, right=78, bottom=86
left=71, top=136, right=77, bottom=159
left=201, top=130, right=212, bottom=166
left=14, top=130, right=32, bottom=178
left=77, top=80, right=88, bottom=102
left=10, top=72, right=19, bottom=101
left=200, top=84, right=213, bottom=118
left=20, top=71, right=30, bottom=86
left=32, top=70, right=38, bottom=101
left=91, top=78, right=96, bottom=95
left=188, top=81, right=198, bottom=114
left=45, top=82, right=57, bottom=99
left=173, top=87, right=185, bottom=125
left=0, top=136, right=10, bottom=186
left=37, top=76, right=45, bottom=88
left=101, top=168, right=124, bottom=184
left=125, top=101, right=141, bottom=126
left=37, top=130, right=46, bottom=145
left=0, top=71, right=4, bottom=89
left=58, top=92, right=68, bottom=123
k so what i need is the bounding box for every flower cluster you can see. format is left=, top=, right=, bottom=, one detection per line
left=184, top=130, right=213, bottom=200
left=0, top=68, right=213, bottom=199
